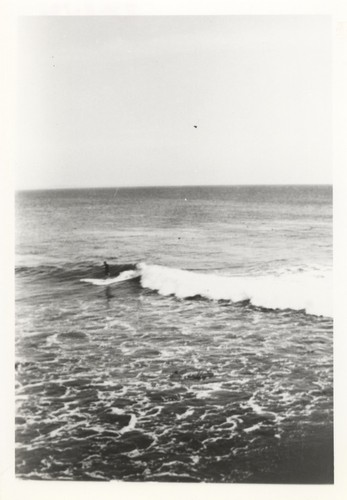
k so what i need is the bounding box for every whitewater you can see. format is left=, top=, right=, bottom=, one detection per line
left=82, top=263, right=332, bottom=317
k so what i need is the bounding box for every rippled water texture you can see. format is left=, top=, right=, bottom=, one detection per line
left=15, top=186, right=333, bottom=482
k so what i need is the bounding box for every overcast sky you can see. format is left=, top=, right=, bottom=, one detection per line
left=17, top=16, right=331, bottom=190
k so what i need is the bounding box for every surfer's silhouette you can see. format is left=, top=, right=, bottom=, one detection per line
left=103, top=261, right=110, bottom=277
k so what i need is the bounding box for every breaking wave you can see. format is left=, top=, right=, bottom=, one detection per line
left=139, top=264, right=332, bottom=317
left=16, top=261, right=332, bottom=317
left=81, top=262, right=332, bottom=317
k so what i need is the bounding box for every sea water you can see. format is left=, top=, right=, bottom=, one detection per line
left=15, top=185, right=333, bottom=482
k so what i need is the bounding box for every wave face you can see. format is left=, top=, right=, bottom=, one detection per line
left=19, top=261, right=332, bottom=317
left=16, top=262, right=138, bottom=282
left=137, top=263, right=332, bottom=317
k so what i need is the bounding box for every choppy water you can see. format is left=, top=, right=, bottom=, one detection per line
left=15, top=185, right=333, bottom=482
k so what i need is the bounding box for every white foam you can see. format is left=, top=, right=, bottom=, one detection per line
left=109, top=407, right=126, bottom=415
left=137, top=263, right=332, bottom=317
left=243, top=423, right=262, bottom=433
left=119, top=413, right=137, bottom=434
left=81, top=269, right=140, bottom=286
left=176, top=409, right=194, bottom=420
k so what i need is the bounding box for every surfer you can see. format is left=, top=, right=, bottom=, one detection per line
left=103, top=261, right=110, bottom=277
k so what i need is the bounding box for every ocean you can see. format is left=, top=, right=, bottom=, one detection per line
left=15, top=185, right=333, bottom=483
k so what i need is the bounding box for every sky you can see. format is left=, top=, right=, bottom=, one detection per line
left=16, top=16, right=332, bottom=189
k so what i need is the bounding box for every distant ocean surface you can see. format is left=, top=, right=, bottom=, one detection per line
left=15, top=185, right=333, bottom=483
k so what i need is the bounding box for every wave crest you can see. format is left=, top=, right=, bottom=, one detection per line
left=137, top=263, right=332, bottom=317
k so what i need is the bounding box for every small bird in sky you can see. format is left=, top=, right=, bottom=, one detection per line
left=193, top=125, right=198, bottom=128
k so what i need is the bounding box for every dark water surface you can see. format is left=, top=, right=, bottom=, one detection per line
left=15, top=185, right=333, bottom=482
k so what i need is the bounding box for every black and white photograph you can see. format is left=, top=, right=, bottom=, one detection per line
left=10, top=7, right=338, bottom=491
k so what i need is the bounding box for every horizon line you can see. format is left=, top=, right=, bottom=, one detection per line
left=16, top=182, right=333, bottom=193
